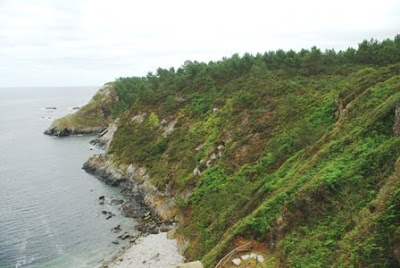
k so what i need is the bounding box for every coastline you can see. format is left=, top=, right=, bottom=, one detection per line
left=81, top=128, right=185, bottom=267
left=43, top=85, right=187, bottom=267
left=99, top=232, right=184, bottom=268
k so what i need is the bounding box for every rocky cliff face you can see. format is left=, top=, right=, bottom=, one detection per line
left=44, top=83, right=118, bottom=136
left=394, top=102, right=400, bottom=136
left=83, top=153, right=177, bottom=222
left=44, top=54, right=400, bottom=267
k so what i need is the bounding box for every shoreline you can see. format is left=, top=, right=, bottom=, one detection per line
left=99, top=232, right=184, bottom=268
left=82, top=145, right=184, bottom=267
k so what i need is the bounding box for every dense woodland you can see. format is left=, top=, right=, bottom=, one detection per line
left=68, top=36, right=400, bottom=267
left=111, top=35, right=400, bottom=117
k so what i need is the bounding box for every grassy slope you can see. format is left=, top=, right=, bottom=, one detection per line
left=48, top=83, right=118, bottom=132
left=106, top=62, right=400, bottom=267
left=62, top=38, right=400, bottom=267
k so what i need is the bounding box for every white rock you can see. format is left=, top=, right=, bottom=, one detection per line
left=217, top=144, right=225, bottom=150
left=162, top=119, right=177, bottom=137
left=126, top=164, right=136, bottom=177
left=131, top=113, right=146, bottom=124
left=241, top=254, right=250, bottom=260
left=193, top=167, right=201, bottom=176
left=257, top=255, right=265, bottom=263
left=195, top=144, right=203, bottom=151
left=250, top=253, right=257, bottom=259
left=210, top=153, right=217, bottom=160
left=206, top=160, right=212, bottom=168
left=232, top=258, right=242, bottom=266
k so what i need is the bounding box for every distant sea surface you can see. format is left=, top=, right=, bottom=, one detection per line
left=0, top=87, right=135, bottom=267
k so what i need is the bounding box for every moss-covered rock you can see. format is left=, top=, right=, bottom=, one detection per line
left=44, top=83, right=118, bottom=136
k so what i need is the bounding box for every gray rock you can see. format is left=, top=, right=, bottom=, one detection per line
left=110, top=199, right=124, bottom=205
left=90, top=122, right=118, bottom=151
left=118, top=232, right=131, bottom=240
left=131, top=113, right=146, bottom=124
left=162, top=119, right=177, bottom=137
left=82, top=154, right=126, bottom=186
left=159, top=223, right=173, bottom=232
left=394, top=102, right=400, bottom=136
left=193, top=167, right=201, bottom=176
left=241, top=254, right=250, bottom=260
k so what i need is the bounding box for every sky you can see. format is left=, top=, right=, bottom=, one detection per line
left=0, top=0, right=399, bottom=87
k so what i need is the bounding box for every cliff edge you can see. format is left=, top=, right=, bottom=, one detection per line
left=44, top=83, right=118, bottom=136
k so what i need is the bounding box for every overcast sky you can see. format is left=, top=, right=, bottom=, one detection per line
left=0, top=0, right=399, bottom=87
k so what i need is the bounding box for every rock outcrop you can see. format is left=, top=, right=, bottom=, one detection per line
left=394, top=102, right=400, bottom=136
left=44, top=83, right=118, bottom=136
left=44, top=126, right=102, bottom=136
left=90, top=121, right=118, bottom=150
left=82, top=154, right=126, bottom=186
left=83, top=154, right=177, bottom=222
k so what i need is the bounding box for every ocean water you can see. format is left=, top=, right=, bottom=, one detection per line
left=0, top=87, right=136, bottom=268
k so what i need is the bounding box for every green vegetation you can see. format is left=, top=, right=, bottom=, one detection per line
left=84, top=36, right=400, bottom=266
left=48, top=83, right=118, bottom=133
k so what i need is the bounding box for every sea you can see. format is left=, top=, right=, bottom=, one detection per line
left=0, top=87, right=137, bottom=268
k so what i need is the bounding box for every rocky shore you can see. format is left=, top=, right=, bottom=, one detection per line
left=80, top=123, right=185, bottom=267
left=100, top=232, right=184, bottom=268
left=44, top=84, right=189, bottom=267
left=44, top=125, right=102, bottom=136
left=83, top=153, right=178, bottom=223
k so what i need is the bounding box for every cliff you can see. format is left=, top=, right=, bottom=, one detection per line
left=44, top=83, right=118, bottom=136
left=46, top=36, right=400, bottom=267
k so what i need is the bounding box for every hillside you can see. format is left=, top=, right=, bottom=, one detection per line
left=44, top=83, right=118, bottom=136
left=48, top=36, right=400, bottom=267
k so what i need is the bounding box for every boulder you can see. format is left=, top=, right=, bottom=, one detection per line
left=118, top=232, right=131, bottom=240
left=232, top=258, right=242, bottom=266
left=241, top=254, right=250, bottom=260
left=111, top=199, right=124, bottom=205
left=193, top=167, right=201, bottom=176
left=257, top=255, right=265, bottom=263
